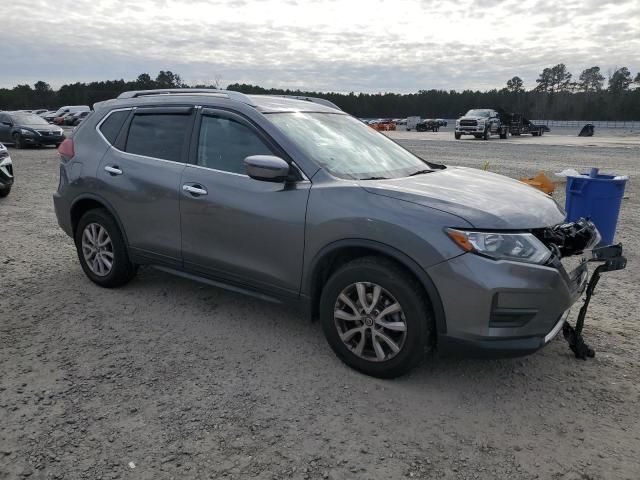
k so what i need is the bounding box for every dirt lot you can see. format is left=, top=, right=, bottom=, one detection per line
left=1, top=131, right=639, bottom=480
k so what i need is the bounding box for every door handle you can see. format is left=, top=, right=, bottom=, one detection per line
left=104, top=166, right=123, bottom=176
left=182, top=184, right=208, bottom=196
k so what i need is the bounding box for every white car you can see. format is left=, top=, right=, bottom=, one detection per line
left=0, top=143, right=13, bottom=197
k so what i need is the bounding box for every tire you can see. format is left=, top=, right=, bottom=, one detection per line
left=74, top=208, right=136, bottom=288
left=0, top=186, right=10, bottom=198
left=500, top=130, right=508, bottom=139
left=473, top=134, right=482, bottom=139
left=483, top=128, right=491, bottom=140
left=532, top=131, right=539, bottom=137
left=454, top=132, right=461, bottom=140
left=12, top=133, right=24, bottom=149
left=319, top=256, right=434, bottom=378
left=539, top=129, right=544, bottom=136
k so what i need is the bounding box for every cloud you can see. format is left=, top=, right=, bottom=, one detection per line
left=2, top=0, right=639, bottom=92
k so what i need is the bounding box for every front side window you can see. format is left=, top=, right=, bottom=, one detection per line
left=267, top=112, right=430, bottom=180
left=125, top=113, right=190, bottom=162
left=197, top=115, right=273, bottom=174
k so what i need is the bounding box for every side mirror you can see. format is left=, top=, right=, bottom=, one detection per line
left=244, top=155, right=290, bottom=183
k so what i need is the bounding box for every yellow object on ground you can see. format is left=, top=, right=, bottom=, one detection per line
left=519, top=171, right=556, bottom=195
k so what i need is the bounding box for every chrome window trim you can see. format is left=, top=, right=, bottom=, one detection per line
left=94, top=107, right=134, bottom=147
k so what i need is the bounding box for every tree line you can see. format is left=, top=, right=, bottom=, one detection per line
left=1, top=66, right=639, bottom=120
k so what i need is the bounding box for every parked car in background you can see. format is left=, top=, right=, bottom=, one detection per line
left=65, top=111, right=91, bottom=126
left=369, top=119, right=396, bottom=131
left=52, top=105, right=90, bottom=118
left=54, top=113, right=75, bottom=125
left=44, top=111, right=59, bottom=122
left=53, top=88, right=603, bottom=378
left=0, top=142, right=13, bottom=197
left=435, top=119, right=448, bottom=127
left=39, top=110, right=56, bottom=119
left=29, top=109, right=48, bottom=115
left=416, top=118, right=439, bottom=132
left=0, top=111, right=65, bottom=148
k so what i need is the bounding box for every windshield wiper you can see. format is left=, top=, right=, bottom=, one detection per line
left=359, top=176, right=389, bottom=180
left=408, top=169, right=433, bottom=177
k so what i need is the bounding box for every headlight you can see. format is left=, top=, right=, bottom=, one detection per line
left=20, top=128, right=35, bottom=135
left=446, top=229, right=551, bottom=264
left=455, top=120, right=460, bottom=126
left=57, top=129, right=64, bottom=135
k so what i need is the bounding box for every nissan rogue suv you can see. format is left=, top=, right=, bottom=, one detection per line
left=53, top=89, right=602, bottom=378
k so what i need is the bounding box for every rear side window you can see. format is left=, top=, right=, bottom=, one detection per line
left=125, top=113, right=190, bottom=162
left=197, top=115, right=272, bottom=174
left=99, top=110, right=129, bottom=145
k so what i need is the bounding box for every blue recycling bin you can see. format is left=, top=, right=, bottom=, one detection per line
left=565, top=168, right=628, bottom=245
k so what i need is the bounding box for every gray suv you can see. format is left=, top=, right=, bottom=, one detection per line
left=53, top=89, right=599, bottom=378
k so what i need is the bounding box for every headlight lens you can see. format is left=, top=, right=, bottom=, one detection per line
left=20, top=128, right=34, bottom=135
left=446, top=229, right=551, bottom=264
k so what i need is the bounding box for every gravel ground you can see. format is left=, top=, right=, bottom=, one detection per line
left=1, top=132, right=639, bottom=480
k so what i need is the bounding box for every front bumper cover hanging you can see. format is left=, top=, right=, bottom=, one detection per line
left=562, top=243, right=627, bottom=359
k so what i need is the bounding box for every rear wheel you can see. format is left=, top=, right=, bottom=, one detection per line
left=320, top=257, right=434, bottom=378
left=75, top=208, right=136, bottom=288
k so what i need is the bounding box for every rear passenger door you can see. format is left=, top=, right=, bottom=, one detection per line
left=179, top=108, right=310, bottom=297
left=96, top=106, right=194, bottom=265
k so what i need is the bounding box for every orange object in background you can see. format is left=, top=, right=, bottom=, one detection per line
left=519, top=171, right=556, bottom=195
left=370, top=120, right=396, bottom=131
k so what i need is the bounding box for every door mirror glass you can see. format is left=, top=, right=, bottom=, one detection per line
left=244, top=155, right=290, bottom=183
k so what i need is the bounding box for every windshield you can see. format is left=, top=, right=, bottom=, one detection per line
left=10, top=113, right=50, bottom=126
left=465, top=109, right=491, bottom=118
left=267, top=112, right=431, bottom=180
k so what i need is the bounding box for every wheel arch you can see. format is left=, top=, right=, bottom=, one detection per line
left=69, top=194, right=129, bottom=246
left=303, top=239, right=447, bottom=334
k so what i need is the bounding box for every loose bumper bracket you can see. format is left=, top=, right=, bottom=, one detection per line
left=563, top=243, right=627, bottom=359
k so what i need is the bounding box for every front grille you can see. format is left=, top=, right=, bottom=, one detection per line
left=460, top=119, right=477, bottom=127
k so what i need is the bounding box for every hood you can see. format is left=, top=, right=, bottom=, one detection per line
left=360, top=166, right=565, bottom=229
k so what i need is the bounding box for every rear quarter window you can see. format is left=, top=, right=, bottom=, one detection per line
left=98, top=110, right=130, bottom=145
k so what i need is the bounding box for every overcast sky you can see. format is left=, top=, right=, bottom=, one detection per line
left=3, top=0, right=639, bottom=92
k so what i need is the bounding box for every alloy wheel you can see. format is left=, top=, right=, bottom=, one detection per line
left=81, top=223, right=114, bottom=277
left=334, top=282, right=407, bottom=362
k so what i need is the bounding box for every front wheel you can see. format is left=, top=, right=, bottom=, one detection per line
left=320, top=257, right=434, bottom=378
left=483, top=128, right=491, bottom=140
left=75, top=208, right=137, bottom=288
left=454, top=132, right=461, bottom=139
left=0, top=186, right=10, bottom=198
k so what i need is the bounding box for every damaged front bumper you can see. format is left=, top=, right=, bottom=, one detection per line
left=432, top=218, right=626, bottom=357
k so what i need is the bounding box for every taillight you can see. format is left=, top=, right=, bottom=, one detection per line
left=58, top=138, right=75, bottom=160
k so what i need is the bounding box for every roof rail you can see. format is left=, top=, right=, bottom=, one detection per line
left=273, top=95, right=341, bottom=111
left=116, top=88, right=255, bottom=106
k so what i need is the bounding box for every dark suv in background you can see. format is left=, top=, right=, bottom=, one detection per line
left=0, top=111, right=65, bottom=148
left=53, top=89, right=600, bottom=378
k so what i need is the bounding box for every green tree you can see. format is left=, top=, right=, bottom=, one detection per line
left=506, top=76, right=524, bottom=93
left=608, top=67, right=632, bottom=93
left=578, top=66, right=604, bottom=92
left=155, top=71, right=184, bottom=88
